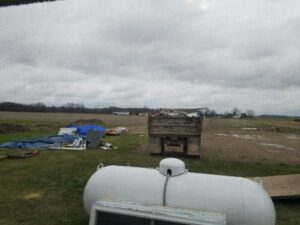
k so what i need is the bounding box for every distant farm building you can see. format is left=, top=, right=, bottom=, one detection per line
left=112, top=111, right=130, bottom=116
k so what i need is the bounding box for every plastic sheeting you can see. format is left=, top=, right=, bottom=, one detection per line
left=0, top=135, right=77, bottom=149
left=58, top=127, right=78, bottom=136
left=66, top=125, right=106, bottom=136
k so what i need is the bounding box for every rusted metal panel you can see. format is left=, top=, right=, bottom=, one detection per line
left=150, top=117, right=199, bottom=126
left=149, top=126, right=200, bottom=136
left=148, top=117, right=202, bottom=136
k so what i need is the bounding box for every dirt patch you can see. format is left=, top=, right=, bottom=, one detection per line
left=201, top=132, right=300, bottom=164
left=0, top=123, right=29, bottom=133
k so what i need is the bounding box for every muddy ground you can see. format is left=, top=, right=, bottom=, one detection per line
left=0, top=111, right=299, bottom=164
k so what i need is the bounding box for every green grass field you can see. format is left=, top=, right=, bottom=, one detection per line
left=0, top=129, right=300, bottom=225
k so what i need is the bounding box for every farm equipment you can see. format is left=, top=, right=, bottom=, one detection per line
left=148, top=109, right=203, bottom=157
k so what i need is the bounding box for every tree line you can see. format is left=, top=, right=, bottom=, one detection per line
left=0, top=102, right=257, bottom=118
left=0, top=102, right=156, bottom=115
left=0, top=0, right=56, bottom=7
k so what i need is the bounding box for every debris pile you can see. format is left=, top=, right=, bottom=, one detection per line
left=0, top=123, right=124, bottom=152
left=152, top=108, right=202, bottom=118
left=105, top=127, right=130, bottom=135
left=0, top=134, right=77, bottom=149
left=49, top=137, right=86, bottom=151
left=58, top=127, right=78, bottom=136
left=0, top=150, right=39, bottom=160
left=65, top=124, right=106, bottom=136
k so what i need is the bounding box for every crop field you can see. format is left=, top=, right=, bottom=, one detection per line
left=0, top=111, right=300, bottom=225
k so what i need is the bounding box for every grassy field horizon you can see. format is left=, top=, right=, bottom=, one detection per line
left=1, top=111, right=299, bottom=164
left=0, top=112, right=300, bottom=224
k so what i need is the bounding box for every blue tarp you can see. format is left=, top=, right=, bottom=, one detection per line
left=66, top=125, right=106, bottom=136
left=0, top=135, right=77, bottom=149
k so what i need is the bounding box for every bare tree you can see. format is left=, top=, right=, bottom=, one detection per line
left=232, top=107, right=241, bottom=116
left=246, top=109, right=255, bottom=118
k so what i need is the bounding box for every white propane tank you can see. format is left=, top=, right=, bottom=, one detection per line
left=83, top=158, right=276, bottom=225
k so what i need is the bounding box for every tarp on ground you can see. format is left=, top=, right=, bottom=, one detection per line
left=66, top=125, right=106, bottom=136
left=0, top=135, right=77, bottom=149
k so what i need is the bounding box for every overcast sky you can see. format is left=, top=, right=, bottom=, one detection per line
left=0, top=0, right=299, bottom=115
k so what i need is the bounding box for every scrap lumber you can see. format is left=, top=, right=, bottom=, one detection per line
left=250, top=174, right=300, bottom=199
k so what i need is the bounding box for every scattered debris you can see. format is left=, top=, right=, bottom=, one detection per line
left=105, top=127, right=129, bottom=135
left=65, top=124, right=106, bottom=136
left=260, top=143, right=295, bottom=151
left=58, top=127, right=78, bottom=136
left=6, top=150, right=39, bottom=159
left=0, top=135, right=77, bottom=149
left=154, top=108, right=202, bottom=118
left=100, top=142, right=117, bottom=150
left=0, top=123, right=121, bottom=152
left=49, top=137, right=86, bottom=151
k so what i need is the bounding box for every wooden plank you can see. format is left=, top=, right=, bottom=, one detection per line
left=250, top=174, right=300, bottom=199
left=0, top=155, right=7, bottom=161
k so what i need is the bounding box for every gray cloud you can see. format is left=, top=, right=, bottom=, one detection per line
left=0, top=0, right=300, bottom=115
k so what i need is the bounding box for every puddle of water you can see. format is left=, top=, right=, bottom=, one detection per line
left=216, top=133, right=262, bottom=140
left=260, top=143, right=295, bottom=151
left=241, top=127, right=257, bottom=130
left=286, top=135, right=300, bottom=140
left=216, top=133, right=228, bottom=136
left=266, top=149, right=279, bottom=153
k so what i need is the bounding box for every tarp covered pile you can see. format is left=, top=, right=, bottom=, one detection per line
left=0, top=124, right=119, bottom=151
left=0, top=135, right=77, bottom=149
left=66, top=125, right=106, bottom=136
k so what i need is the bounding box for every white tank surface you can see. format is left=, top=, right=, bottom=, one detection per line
left=83, top=158, right=276, bottom=225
